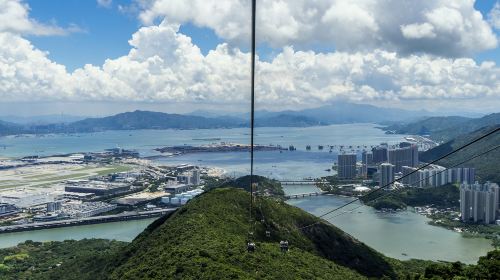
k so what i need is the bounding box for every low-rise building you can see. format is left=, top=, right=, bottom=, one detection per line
left=62, top=201, right=117, bottom=218
left=165, top=184, right=189, bottom=195
left=0, top=203, right=18, bottom=217
left=64, top=180, right=130, bottom=196
left=46, top=201, right=62, bottom=212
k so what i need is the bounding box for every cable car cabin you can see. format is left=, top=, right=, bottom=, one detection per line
left=247, top=242, right=256, bottom=252
left=279, top=240, right=289, bottom=252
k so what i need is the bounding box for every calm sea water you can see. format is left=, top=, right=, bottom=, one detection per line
left=285, top=186, right=492, bottom=264
left=0, top=124, right=493, bottom=262
left=0, top=123, right=402, bottom=157
left=0, top=124, right=405, bottom=179
left=0, top=219, right=156, bottom=249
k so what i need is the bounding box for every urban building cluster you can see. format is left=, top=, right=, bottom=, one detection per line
left=338, top=142, right=419, bottom=186
left=0, top=162, right=209, bottom=227
left=402, top=166, right=475, bottom=187
left=460, top=182, right=500, bottom=224
left=364, top=143, right=419, bottom=187
left=337, top=142, right=478, bottom=191
left=176, top=167, right=201, bottom=186
left=33, top=201, right=117, bottom=222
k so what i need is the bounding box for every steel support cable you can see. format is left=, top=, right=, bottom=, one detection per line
left=248, top=0, right=257, bottom=238
left=325, top=144, right=500, bottom=221
left=298, top=127, right=499, bottom=230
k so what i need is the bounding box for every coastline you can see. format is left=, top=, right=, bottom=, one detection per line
left=0, top=209, right=174, bottom=234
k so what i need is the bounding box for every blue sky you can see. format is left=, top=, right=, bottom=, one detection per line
left=26, top=0, right=500, bottom=71
left=26, top=0, right=280, bottom=70
left=474, top=0, right=500, bottom=63
left=1, top=0, right=498, bottom=116
left=26, top=0, right=228, bottom=70
left=26, top=0, right=139, bottom=70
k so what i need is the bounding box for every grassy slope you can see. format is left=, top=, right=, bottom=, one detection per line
left=108, top=188, right=396, bottom=279
left=420, top=125, right=500, bottom=184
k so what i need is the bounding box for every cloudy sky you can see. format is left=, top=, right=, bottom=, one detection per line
left=0, top=0, right=499, bottom=116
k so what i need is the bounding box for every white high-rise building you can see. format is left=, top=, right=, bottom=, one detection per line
left=379, top=163, right=395, bottom=188
left=404, top=166, right=475, bottom=188
left=460, top=182, right=499, bottom=224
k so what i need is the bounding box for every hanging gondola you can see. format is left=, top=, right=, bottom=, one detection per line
left=247, top=242, right=256, bottom=252
left=279, top=240, right=289, bottom=252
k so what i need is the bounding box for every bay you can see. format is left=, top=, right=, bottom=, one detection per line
left=0, top=124, right=493, bottom=263
left=285, top=186, right=493, bottom=264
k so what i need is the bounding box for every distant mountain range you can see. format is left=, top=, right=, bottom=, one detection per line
left=0, top=114, right=87, bottom=125
left=0, top=102, right=484, bottom=136
left=0, top=120, right=24, bottom=136
left=383, top=113, right=500, bottom=142
left=0, top=110, right=323, bottom=135
left=263, top=102, right=435, bottom=124
left=219, top=101, right=439, bottom=124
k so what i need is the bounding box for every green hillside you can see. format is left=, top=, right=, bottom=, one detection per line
left=431, top=113, right=500, bottom=142
left=420, top=125, right=500, bottom=184
left=107, top=188, right=394, bottom=279
left=383, top=113, right=500, bottom=142
left=363, top=184, right=460, bottom=210
left=383, top=116, right=470, bottom=136
left=2, top=187, right=500, bottom=279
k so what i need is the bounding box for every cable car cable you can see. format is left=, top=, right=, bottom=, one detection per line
left=298, top=127, right=499, bottom=230
left=325, top=144, right=500, bottom=221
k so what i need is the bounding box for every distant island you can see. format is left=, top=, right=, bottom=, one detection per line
left=0, top=102, right=442, bottom=136
left=155, top=143, right=284, bottom=154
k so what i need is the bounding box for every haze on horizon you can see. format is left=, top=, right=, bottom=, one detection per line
left=0, top=0, right=500, bottom=116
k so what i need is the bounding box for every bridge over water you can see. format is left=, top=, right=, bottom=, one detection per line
left=284, top=191, right=327, bottom=199
left=279, top=179, right=326, bottom=185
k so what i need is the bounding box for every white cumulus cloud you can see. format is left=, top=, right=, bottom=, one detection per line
left=0, top=19, right=499, bottom=111
left=489, top=1, right=500, bottom=29
left=0, top=0, right=82, bottom=36
left=97, top=0, right=112, bottom=8
left=136, top=0, right=498, bottom=57
left=0, top=0, right=499, bottom=112
left=401, top=23, right=436, bottom=39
